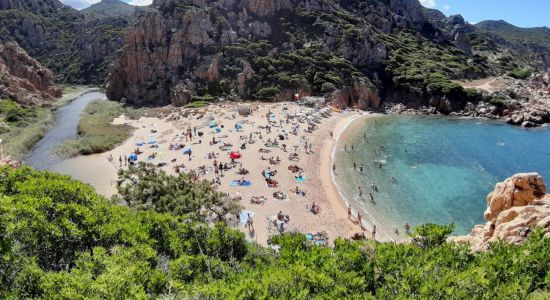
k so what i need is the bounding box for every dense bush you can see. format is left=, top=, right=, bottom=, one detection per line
left=508, top=68, right=532, bottom=79
left=0, top=166, right=548, bottom=298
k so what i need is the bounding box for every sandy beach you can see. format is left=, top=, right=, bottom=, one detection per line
left=54, top=101, right=379, bottom=245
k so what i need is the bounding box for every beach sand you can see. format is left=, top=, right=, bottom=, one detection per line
left=54, top=101, right=377, bottom=245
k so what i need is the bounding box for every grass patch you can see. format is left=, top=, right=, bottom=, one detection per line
left=184, top=101, right=210, bottom=108
left=0, top=99, right=54, bottom=160
left=55, top=100, right=134, bottom=157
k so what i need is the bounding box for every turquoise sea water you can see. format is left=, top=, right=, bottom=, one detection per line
left=334, top=115, right=550, bottom=239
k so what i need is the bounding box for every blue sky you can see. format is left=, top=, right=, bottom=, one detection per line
left=60, top=0, right=549, bottom=28
left=61, top=0, right=150, bottom=9
left=419, top=0, right=550, bottom=28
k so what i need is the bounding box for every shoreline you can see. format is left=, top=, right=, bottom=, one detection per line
left=329, top=112, right=399, bottom=242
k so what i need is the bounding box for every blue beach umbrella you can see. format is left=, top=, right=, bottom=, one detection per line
left=209, top=121, right=217, bottom=128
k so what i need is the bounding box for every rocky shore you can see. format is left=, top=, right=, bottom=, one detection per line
left=384, top=73, right=550, bottom=127
left=453, top=173, right=550, bottom=251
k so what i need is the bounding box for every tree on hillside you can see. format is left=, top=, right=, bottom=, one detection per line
left=114, top=162, right=240, bottom=222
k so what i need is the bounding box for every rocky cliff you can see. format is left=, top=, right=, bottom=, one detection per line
left=0, top=0, right=131, bottom=84
left=106, top=0, right=489, bottom=108
left=454, top=173, right=550, bottom=251
left=0, top=42, right=60, bottom=105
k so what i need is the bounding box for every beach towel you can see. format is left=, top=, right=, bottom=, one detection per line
left=135, top=142, right=144, bottom=146
left=294, top=176, right=306, bottom=182
left=230, top=180, right=252, bottom=187
left=215, top=127, right=222, bottom=133
left=239, top=211, right=255, bottom=225
left=147, top=140, right=157, bottom=144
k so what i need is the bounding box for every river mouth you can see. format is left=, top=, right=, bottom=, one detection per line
left=24, top=92, right=106, bottom=170
left=333, top=115, right=550, bottom=238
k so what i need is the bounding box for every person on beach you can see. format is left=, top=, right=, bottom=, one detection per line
left=357, top=213, right=363, bottom=227
left=308, top=143, right=313, bottom=153
left=332, top=163, right=336, bottom=174
left=372, top=225, right=377, bottom=240
left=348, top=206, right=352, bottom=219
left=246, top=213, right=254, bottom=232
left=344, top=144, right=347, bottom=152
left=124, top=155, right=127, bottom=166
left=359, top=186, right=363, bottom=198
left=119, top=155, right=122, bottom=167
left=404, top=223, right=411, bottom=232
left=369, top=193, right=374, bottom=202
left=351, top=144, right=354, bottom=151
left=329, top=131, right=333, bottom=139
left=353, top=162, right=357, bottom=171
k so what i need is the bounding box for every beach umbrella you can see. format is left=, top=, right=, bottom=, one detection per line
left=129, top=153, right=138, bottom=161
left=235, top=123, right=243, bottom=130
left=209, top=121, right=217, bottom=128
left=215, top=127, right=222, bottom=133
left=229, top=151, right=241, bottom=159
left=182, top=146, right=192, bottom=154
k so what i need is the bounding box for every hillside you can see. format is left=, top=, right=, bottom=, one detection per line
left=0, top=0, right=130, bottom=84
left=81, top=0, right=139, bottom=17
left=475, top=20, right=550, bottom=46
left=106, top=0, right=491, bottom=112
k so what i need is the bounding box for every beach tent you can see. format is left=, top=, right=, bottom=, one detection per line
left=235, top=123, right=243, bottom=130
left=182, top=146, right=192, bottom=154
left=230, top=151, right=241, bottom=159
left=209, top=121, right=218, bottom=128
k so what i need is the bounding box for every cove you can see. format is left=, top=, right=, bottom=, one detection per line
left=333, top=115, right=550, bottom=239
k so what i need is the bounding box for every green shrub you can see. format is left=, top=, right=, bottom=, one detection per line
left=257, top=86, right=281, bottom=99
left=508, top=68, right=532, bottom=79
left=0, top=166, right=549, bottom=299
left=184, top=101, right=210, bottom=108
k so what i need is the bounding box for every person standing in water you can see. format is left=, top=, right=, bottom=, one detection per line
left=358, top=186, right=363, bottom=198
left=353, top=162, right=357, bottom=171
left=332, top=163, right=336, bottom=174
left=360, top=164, right=363, bottom=172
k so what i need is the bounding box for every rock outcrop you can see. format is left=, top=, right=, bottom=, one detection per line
left=454, top=173, right=550, bottom=251
left=105, top=0, right=476, bottom=107
left=0, top=0, right=130, bottom=84
left=0, top=42, right=60, bottom=105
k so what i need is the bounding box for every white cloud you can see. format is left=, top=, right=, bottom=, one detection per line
left=419, top=0, right=436, bottom=8
left=442, top=5, right=451, bottom=11
left=127, top=0, right=152, bottom=6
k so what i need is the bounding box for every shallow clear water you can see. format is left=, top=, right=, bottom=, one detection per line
left=334, top=115, right=550, bottom=238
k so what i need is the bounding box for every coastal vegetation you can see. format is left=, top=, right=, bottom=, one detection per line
left=55, top=100, right=133, bottom=157
left=0, top=165, right=548, bottom=299
left=0, top=100, right=53, bottom=159
left=508, top=68, right=533, bottom=79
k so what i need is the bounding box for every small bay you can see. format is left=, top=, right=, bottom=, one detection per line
left=334, top=115, right=550, bottom=239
